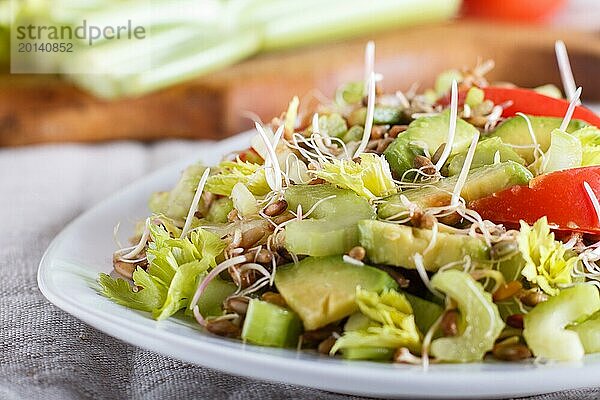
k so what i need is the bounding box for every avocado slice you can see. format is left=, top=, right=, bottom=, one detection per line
left=377, top=161, right=532, bottom=219
left=490, top=115, right=587, bottom=164
left=358, top=220, right=489, bottom=271
left=446, top=137, right=525, bottom=176
left=274, top=255, right=397, bottom=330
left=283, top=184, right=375, bottom=256
left=384, top=111, right=479, bottom=177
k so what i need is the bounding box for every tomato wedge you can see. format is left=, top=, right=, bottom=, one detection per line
left=470, top=167, right=600, bottom=234
left=482, top=87, right=600, bottom=127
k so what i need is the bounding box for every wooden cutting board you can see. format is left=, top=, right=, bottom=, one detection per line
left=1, top=21, right=599, bottom=147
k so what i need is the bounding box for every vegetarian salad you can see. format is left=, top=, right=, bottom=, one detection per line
left=99, top=41, right=600, bottom=366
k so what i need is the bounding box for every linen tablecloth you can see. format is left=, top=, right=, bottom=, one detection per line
left=1, top=140, right=599, bottom=400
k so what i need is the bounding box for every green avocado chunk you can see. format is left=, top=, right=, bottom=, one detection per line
left=384, top=111, right=479, bottom=177
left=283, top=184, right=375, bottom=256
left=490, top=115, right=587, bottom=164
left=358, top=220, right=489, bottom=271
left=274, top=255, right=397, bottom=330
left=446, top=137, right=525, bottom=176
left=377, top=161, right=532, bottom=220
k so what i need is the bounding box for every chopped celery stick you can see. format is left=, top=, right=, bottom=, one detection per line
left=523, top=284, right=600, bottom=361
left=570, top=311, right=600, bottom=354
left=205, top=197, right=233, bottom=223
left=430, top=270, right=504, bottom=362
left=465, top=87, right=484, bottom=107
left=342, top=347, right=394, bottom=361
left=195, top=277, right=236, bottom=317
left=241, top=299, right=302, bottom=348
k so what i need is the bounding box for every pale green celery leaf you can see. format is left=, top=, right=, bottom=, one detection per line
left=153, top=260, right=210, bottom=320
left=538, top=129, right=582, bottom=174
left=189, top=228, right=227, bottom=267
left=98, top=268, right=167, bottom=312
left=313, top=153, right=397, bottom=199
left=205, top=160, right=270, bottom=196
left=331, top=287, right=421, bottom=354
left=572, top=126, right=600, bottom=166
left=518, top=217, right=578, bottom=296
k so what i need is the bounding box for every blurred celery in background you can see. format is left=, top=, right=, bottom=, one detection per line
left=4, top=0, right=460, bottom=98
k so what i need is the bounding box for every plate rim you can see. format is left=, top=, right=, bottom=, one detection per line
left=37, top=133, right=600, bottom=399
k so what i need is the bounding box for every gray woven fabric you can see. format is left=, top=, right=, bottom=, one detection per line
left=1, top=141, right=598, bottom=400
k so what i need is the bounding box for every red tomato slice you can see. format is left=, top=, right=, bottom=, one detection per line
left=470, top=167, right=600, bottom=234
left=483, top=87, right=600, bottom=127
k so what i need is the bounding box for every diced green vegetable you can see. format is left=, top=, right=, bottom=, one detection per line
left=572, top=126, right=600, bottom=166
left=283, top=185, right=375, bottom=256
left=569, top=311, right=600, bottom=354
left=430, top=270, right=504, bottom=362
left=205, top=197, right=234, bottom=223
left=194, top=277, right=236, bottom=317
left=342, top=125, right=365, bottom=143
left=231, top=182, right=259, bottom=217
left=159, top=164, right=208, bottom=220
left=446, top=137, right=525, bottom=176
left=347, top=106, right=406, bottom=126
left=342, top=347, right=395, bottom=361
left=378, top=161, right=532, bottom=219
left=241, top=299, right=302, bottom=348
left=523, top=284, right=600, bottom=361
left=465, top=87, right=484, bottom=107
left=533, top=84, right=562, bottom=99
left=434, top=69, right=463, bottom=96
left=359, top=220, right=489, bottom=271
left=384, top=111, right=479, bottom=177
left=336, top=81, right=364, bottom=105
left=274, top=256, right=397, bottom=330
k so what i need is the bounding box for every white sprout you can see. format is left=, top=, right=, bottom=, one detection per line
left=451, top=131, right=480, bottom=206
left=420, top=312, right=443, bottom=371
left=255, top=122, right=283, bottom=192
left=354, top=71, right=376, bottom=158
left=343, top=255, right=365, bottom=267
left=493, top=150, right=501, bottom=164
left=120, top=222, right=151, bottom=260
left=364, top=40, right=375, bottom=93
left=583, top=181, right=600, bottom=224
left=180, top=167, right=211, bottom=239
left=555, top=40, right=579, bottom=104
left=516, top=112, right=546, bottom=167
left=435, top=79, right=459, bottom=170
left=559, top=87, right=582, bottom=132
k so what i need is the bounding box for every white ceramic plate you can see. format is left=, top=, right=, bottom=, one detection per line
left=38, top=132, right=600, bottom=399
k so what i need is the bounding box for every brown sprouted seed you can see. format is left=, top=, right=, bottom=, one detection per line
left=490, top=240, right=519, bottom=261
left=224, top=297, right=249, bottom=315
left=113, top=260, right=136, bottom=280
left=520, top=291, right=548, bottom=307
left=348, top=246, right=366, bottom=261
left=302, top=324, right=337, bottom=342
left=388, top=125, right=408, bottom=138
left=430, top=143, right=446, bottom=166
left=239, top=226, right=266, bottom=249
left=205, top=319, right=241, bottom=338
left=263, top=199, right=288, bottom=217
left=493, top=280, right=523, bottom=302
left=318, top=337, right=337, bottom=355
left=441, top=310, right=459, bottom=337
left=370, top=125, right=387, bottom=140
left=261, top=292, right=287, bottom=308
left=413, top=155, right=436, bottom=175
left=492, top=343, right=532, bottom=361
left=254, top=248, right=273, bottom=264
left=227, top=209, right=239, bottom=222
left=309, top=178, right=326, bottom=185
left=506, top=314, right=524, bottom=329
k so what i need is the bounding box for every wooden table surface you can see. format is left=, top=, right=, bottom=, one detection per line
left=1, top=21, right=598, bottom=146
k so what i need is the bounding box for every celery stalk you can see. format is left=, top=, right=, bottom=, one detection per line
left=241, top=299, right=302, bottom=348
